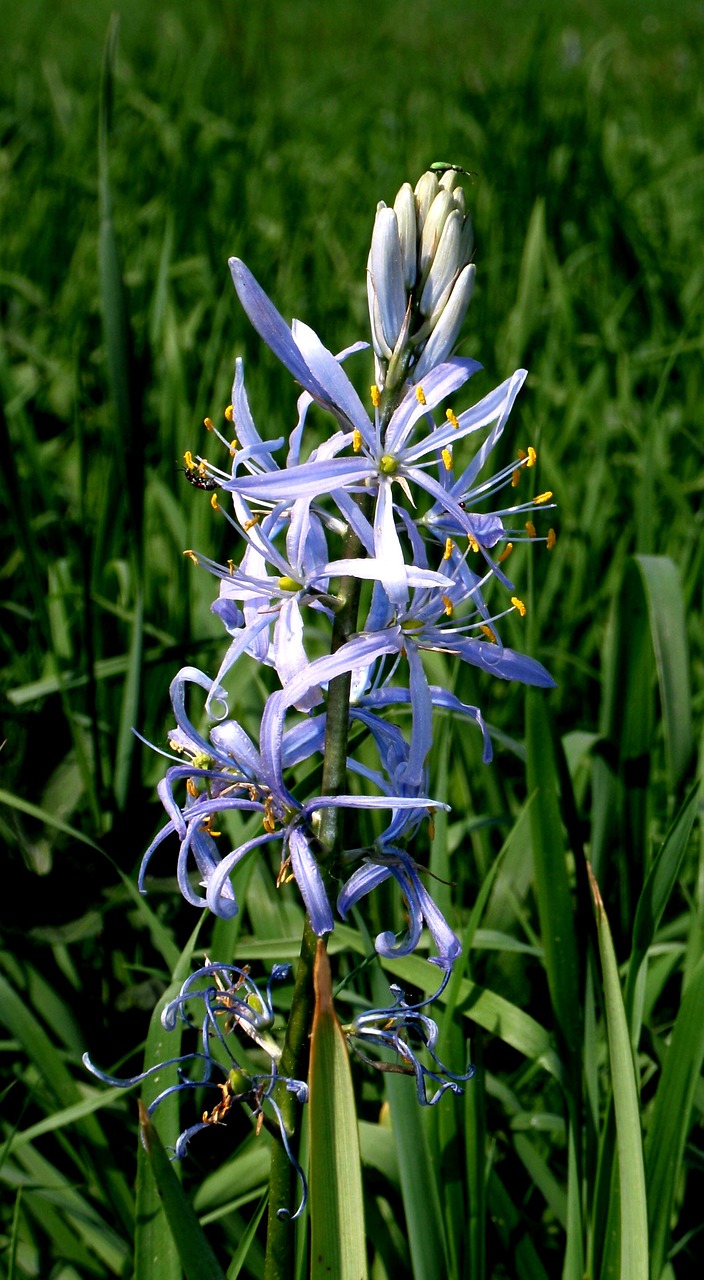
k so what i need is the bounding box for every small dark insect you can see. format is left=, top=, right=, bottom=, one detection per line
left=428, top=161, right=475, bottom=178
left=180, top=453, right=221, bottom=491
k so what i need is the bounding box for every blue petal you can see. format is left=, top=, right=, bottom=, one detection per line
left=288, top=825, right=334, bottom=936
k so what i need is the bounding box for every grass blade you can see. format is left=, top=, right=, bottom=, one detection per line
left=309, top=941, right=367, bottom=1280
left=645, top=951, right=704, bottom=1278
left=632, top=555, right=693, bottom=792
left=588, top=865, right=648, bottom=1280
left=525, top=689, right=582, bottom=1078
left=138, top=1102, right=228, bottom=1280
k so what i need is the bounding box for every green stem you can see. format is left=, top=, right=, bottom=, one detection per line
left=263, top=509, right=371, bottom=1279
left=263, top=389, right=399, bottom=1277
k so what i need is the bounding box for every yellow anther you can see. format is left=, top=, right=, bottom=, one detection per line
left=443, top=537, right=454, bottom=560
left=187, top=778, right=199, bottom=797
left=547, top=528, right=556, bottom=550
left=441, top=595, right=453, bottom=616
left=225, top=404, right=234, bottom=421
left=517, top=447, right=526, bottom=461
left=446, top=408, right=459, bottom=429
left=227, top=559, right=235, bottom=574
left=415, top=385, right=427, bottom=405
left=183, top=549, right=199, bottom=564
left=527, top=446, right=537, bottom=466
left=511, top=468, right=521, bottom=487
left=210, top=492, right=219, bottom=510
left=184, top=450, right=195, bottom=468
left=202, top=817, right=221, bottom=839
left=229, top=439, right=237, bottom=455
left=468, top=535, right=479, bottom=553
left=480, top=624, right=498, bottom=643
left=497, top=541, right=513, bottom=563
left=525, top=520, right=537, bottom=539
left=263, top=795, right=277, bottom=834
left=441, top=447, right=453, bottom=471
left=511, top=596, right=527, bottom=617
left=370, top=384, right=381, bottom=407
left=244, top=516, right=260, bottom=530
left=352, top=429, right=362, bottom=453
left=203, top=417, right=214, bottom=431
left=535, top=490, right=553, bottom=504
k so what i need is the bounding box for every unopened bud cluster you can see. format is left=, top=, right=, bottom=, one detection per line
left=367, top=169, right=476, bottom=394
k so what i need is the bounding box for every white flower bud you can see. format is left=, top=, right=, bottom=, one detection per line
left=393, top=183, right=418, bottom=290
left=419, top=190, right=454, bottom=277
left=419, top=209, right=462, bottom=318
left=366, top=259, right=392, bottom=359
left=368, top=206, right=407, bottom=352
left=414, top=171, right=439, bottom=238
left=414, top=262, right=476, bottom=380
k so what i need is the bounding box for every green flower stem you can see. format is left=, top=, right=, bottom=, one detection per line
left=264, top=506, right=372, bottom=1280
left=264, top=394, right=398, bottom=1277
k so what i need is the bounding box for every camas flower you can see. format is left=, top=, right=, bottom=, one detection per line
left=345, top=981, right=475, bottom=1105
left=140, top=642, right=450, bottom=935
left=83, top=962, right=309, bottom=1218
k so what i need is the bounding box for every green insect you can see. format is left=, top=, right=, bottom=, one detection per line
left=429, top=161, right=475, bottom=178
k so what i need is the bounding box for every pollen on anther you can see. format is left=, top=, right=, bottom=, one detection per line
left=547, top=528, right=557, bottom=550
left=468, top=535, right=479, bottom=553
left=183, top=549, right=199, bottom=564
left=444, top=537, right=454, bottom=559
left=446, top=408, right=459, bottom=429
left=511, top=596, right=527, bottom=617
left=535, top=490, right=553, bottom=504
left=244, top=516, right=260, bottom=531
left=370, top=384, right=381, bottom=407
left=511, top=468, right=521, bottom=487
left=525, top=520, right=537, bottom=539
left=441, top=447, right=453, bottom=471
left=527, top=446, right=537, bottom=466
left=441, top=595, right=453, bottom=616
left=497, top=542, right=513, bottom=563
left=415, top=385, right=427, bottom=406
left=352, top=429, right=362, bottom=453
left=187, top=778, right=199, bottom=798
left=204, top=417, right=214, bottom=431
left=224, top=404, right=234, bottom=421
left=480, top=624, right=498, bottom=644
left=210, top=492, right=219, bottom=510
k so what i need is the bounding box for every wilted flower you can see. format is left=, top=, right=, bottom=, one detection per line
left=83, top=962, right=309, bottom=1217
left=345, top=981, right=475, bottom=1105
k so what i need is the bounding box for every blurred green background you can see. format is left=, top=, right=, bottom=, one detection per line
left=1, top=1, right=702, bottom=1276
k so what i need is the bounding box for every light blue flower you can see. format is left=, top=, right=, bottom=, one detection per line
left=141, top=643, right=448, bottom=934
left=337, top=844, right=461, bottom=971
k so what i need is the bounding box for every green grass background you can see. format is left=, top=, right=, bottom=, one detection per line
left=1, top=1, right=703, bottom=1276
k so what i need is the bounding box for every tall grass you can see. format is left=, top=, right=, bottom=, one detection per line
left=1, top=1, right=702, bottom=1276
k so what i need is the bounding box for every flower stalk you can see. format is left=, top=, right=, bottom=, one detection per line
left=96, top=167, right=557, bottom=1272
